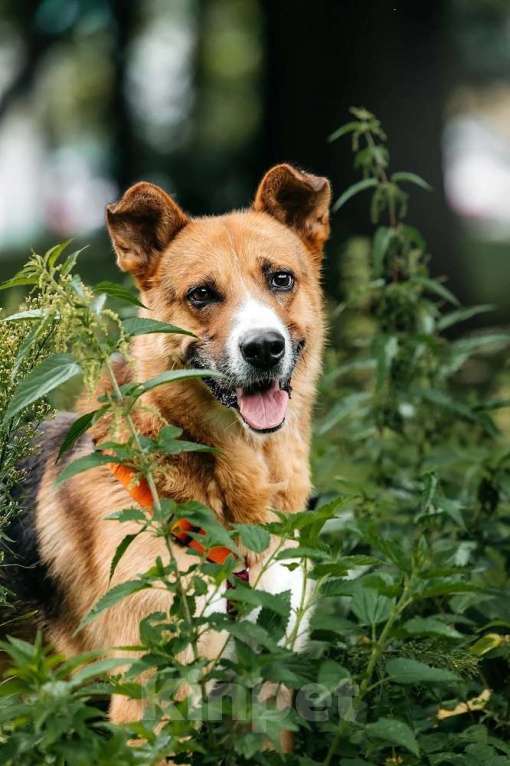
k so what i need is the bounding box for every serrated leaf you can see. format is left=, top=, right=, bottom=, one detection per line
left=4, top=353, right=81, bottom=423
left=69, top=657, right=129, bottom=687
left=236, top=524, right=270, bottom=553
left=124, top=368, right=223, bottom=399
left=93, top=280, right=147, bottom=308
left=56, top=452, right=119, bottom=485
left=332, top=178, right=378, bottom=213
left=226, top=585, right=291, bottom=616
left=351, top=586, right=394, bottom=626
left=257, top=590, right=291, bottom=643
left=318, top=659, right=351, bottom=689
left=275, top=546, right=330, bottom=561
left=386, top=658, right=460, bottom=685
left=122, top=316, right=195, bottom=338
left=175, top=500, right=237, bottom=553
left=57, top=409, right=105, bottom=460
left=109, top=533, right=139, bottom=582
left=79, top=580, right=150, bottom=628
left=365, top=717, right=419, bottom=756
left=391, top=171, right=432, bottom=191
left=106, top=508, right=147, bottom=523
left=403, top=616, right=462, bottom=639
left=157, top=426, right=215, bottom=456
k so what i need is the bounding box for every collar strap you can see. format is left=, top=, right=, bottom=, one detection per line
left=109, top=463, right=234, bottom=566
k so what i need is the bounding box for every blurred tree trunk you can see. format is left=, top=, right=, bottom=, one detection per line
left=260, top=1, right=463, bottom=298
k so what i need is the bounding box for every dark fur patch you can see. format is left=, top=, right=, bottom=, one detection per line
left=2, top=414, right=76, bottom=622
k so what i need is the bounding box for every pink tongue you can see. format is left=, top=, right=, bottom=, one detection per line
left=236, top=381, right=289, bottom=430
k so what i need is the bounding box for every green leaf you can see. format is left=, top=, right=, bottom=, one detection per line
left=351, top=586, right=394, bottom=626
left=257, top=590, right=291, bottom=643
left=93, top=280, right=147, bottom=308
left=122, top=316, right=195, bottom=338
left=46, top=240, right=71, bottom=268
left=391, top=171, right=432, bottom=191
left=57, top=409, right=105, bottom=460
left=471, top=633, right=508, bottom=657
left=69, top=657, right=129, bottom=687
left=316, top=391, right=371, bottom=435
left=328, top=120, right=361, bottom=142
left=236, top=524, right=270, bottom=553
left=451, top=333, right=510, bottom=355
left=0, top=274, right=37, bottom=290
left=11, top=311, right=55, bottom=379
left=414, top=276, right=460, bottom=306
left=124, top=368, right=223, bottom=398
left=106, top=508, right=147, bottom=523
left=226, top=585, right=291, bottom=616
left=157, top=426, right=215, bottom=455
left=109, top=533, right=139, bottom=582
left=365, top=718, right=419, bottom=757
left=403, top=616, right=462, bottom=639
left=4, top=353, right=81, bottom=423
left=318, top=659, right=351, bottom=689
left=332, top=178, right=378, bottom=213
left=3, top=309, right=46, bottom=322
left=438, top=304, right=494, bottom=331
left=79, top=580, right=150, bottom=628
left=373, top=334, right=398, bottom=392
left=175, top=501, right=238, bottom=553
left=56, top=452, right=119, bottom=485
left=372, top=226, right=393, bottom=276
left=386, top=658, right=460, bottom=685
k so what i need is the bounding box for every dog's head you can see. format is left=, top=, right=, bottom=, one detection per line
left=106, top=164, right=331, bottom=434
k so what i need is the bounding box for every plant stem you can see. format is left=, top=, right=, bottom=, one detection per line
left=323, top=579, right=412, bottom=766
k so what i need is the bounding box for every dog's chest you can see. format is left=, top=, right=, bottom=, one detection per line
left=249, top=552, right=314, bottom=652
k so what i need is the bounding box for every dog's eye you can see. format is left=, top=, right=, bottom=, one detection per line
left=187, top=285, right=218, bottom=308
left=269, top=271, right=294, bottom=292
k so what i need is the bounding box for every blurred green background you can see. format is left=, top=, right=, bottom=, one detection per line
left=1, top=0, right=510, bottom=320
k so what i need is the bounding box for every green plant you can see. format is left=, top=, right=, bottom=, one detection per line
left=1, top=109, right=510, bottom=765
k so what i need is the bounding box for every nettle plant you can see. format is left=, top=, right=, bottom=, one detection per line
left=0, top=110, right=510, bottom=765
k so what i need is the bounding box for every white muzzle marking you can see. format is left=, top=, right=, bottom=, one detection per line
left=227, top=298, right=292, bottom=378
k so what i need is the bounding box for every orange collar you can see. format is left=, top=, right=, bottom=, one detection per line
left=109, top=463, right=234, bottom=566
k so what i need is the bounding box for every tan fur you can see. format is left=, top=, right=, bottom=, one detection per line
left=30, top=165, right=331, bottom=734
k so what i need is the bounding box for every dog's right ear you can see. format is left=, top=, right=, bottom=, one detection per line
left=106, top=182, right=188, bottom=287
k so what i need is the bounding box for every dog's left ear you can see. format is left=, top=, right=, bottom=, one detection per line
left=253, top=164, right=331, bottom=259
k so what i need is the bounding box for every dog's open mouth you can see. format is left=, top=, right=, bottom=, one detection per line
left=236, top=379, right=289, bottom=432
left=201, top=375, right=291, bottom=433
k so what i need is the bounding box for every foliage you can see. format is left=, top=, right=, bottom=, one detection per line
left=1, top=109, right=510, bottom=764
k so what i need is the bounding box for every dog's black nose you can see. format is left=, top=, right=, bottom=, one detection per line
left=240, top=330, right=285, bottom=370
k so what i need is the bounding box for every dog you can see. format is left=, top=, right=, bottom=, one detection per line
left=5, top=163, right=331, bottom=734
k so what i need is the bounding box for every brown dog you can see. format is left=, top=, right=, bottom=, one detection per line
left=7, top=164, right=330, bottom=728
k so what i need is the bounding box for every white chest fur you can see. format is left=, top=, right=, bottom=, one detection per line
left=250, top=554, right=314, bottom=652
left=199, top=542, right=315, bottom=654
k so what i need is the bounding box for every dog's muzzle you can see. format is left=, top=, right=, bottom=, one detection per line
left=186, top=338, right=304, bottom=434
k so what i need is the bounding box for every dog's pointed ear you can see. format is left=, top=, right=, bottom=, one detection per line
left=106, top=182, right=188, bottom=286
left=253, top=164, right=331, bottom=259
